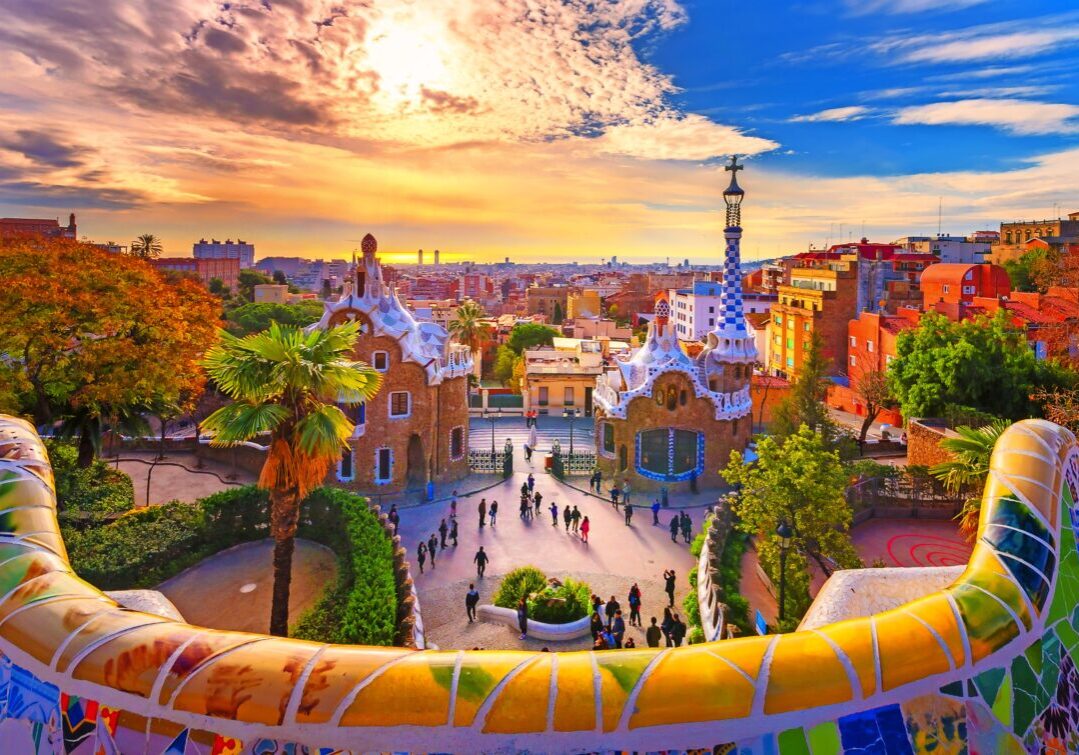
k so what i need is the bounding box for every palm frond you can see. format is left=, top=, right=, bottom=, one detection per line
left=201, top=402, right=288, bottom=444
left=293, top=403, right=352, bottom=457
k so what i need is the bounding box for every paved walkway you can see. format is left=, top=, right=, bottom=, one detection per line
left=157, top=539, right=337, bottom=634
left=109, top=451, right=256, bottom=506
left=397, top=459, right=698, bottom=650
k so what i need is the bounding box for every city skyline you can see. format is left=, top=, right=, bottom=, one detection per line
left=1, top=1, right=1077, bottom=262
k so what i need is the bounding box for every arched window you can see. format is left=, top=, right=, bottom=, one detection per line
left=666, top=387, right=677, bottom=411
left=636, top=429, right=702, bottom=481
left=679, top=389, right=687, bottom=406
left=619, top=444, right=628, bottom=471
left=337, top=447, right=354, bottom=482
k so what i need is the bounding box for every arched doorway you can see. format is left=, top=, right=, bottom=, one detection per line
left=406, top=434, right=427, bottom=487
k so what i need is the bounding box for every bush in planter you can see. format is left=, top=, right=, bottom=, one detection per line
left=528, top=578, right=591, bottom=624
left=493, top=566, right=547, bottom=609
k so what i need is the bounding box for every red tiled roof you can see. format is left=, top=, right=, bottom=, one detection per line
left=880, top=316, right=916, bottom=335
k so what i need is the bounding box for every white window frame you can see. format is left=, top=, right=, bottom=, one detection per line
left=372, top=351, right=389, bottom=372
left=849, top=355, right=857, bottom=366
left=389, top=391, right=411, bottom=419
left=449, top=425, right=465, bottom=460
left=849, top=336, right=857, bottom=347
left=336, top=447, right=355, bottom=482
left=867, top=340, right=875, bottom=353
left=375, top=447, right=394, bottom=484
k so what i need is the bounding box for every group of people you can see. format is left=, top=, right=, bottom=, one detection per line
left=588, top=575, right=687, bottom=649
left=416, top=516, right=461, bottom=573
left=669, top=510, right=693, bottom=543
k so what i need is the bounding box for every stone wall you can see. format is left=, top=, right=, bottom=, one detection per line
left=907, top=417, right=958, bottom=468
left=696, top=502, right=735, bottom=642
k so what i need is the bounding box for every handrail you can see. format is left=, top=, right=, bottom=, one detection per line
left=0, top=415, right=1075, bottom=751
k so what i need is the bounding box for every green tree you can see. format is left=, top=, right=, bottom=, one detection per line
left=200, top=322, right=382, bottom=635
left=552, top=302, right=564, bottom=325
left=236, top=268, right=274, bottom=303
left=853, top=368, right=895, bottom=445
left=493, top=345, right=519, bottom=386
left=723, top=425, right=862, bottom=626
left=888, top=311, right=1067, bottom=421
left=208, top=277, right=228, bottom=296
left=225, top=301, right=325, bottom=336
left=771, top=333, right=841, bottom=443
left=506, top=322, right=559, bottom=354
left=930, top=419, right=1009, bottom=542
left=130, top=233, right=163, bottom=259
left=1002, top=248, right=1051, bottom=293
left=272, top=269, right=288, bottom=285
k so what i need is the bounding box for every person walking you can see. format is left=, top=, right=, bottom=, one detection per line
left=624, top=502, right=633, bottom=526
left=427, top=534, right=438, bottom=567
left=604, top=595, right=620, bottom=626
left=580, top=516, right=590, bottom=543
left=474, top=546, right=489, bottom=577
left=594, top=468, right=603, bottom=494
left=628, top=583, right=642, bottom=627
left=524, top=443, right=533, bottom=463
left=669, top=515, right=679, bottom=542
left=465, top=583, right=480, bottom=623
left=449, top=517, right=459, bottom=547
left=490, top=500, right=498, bottom=526
left=651, top=499, right=661, bottom=525
left=527, top=473, right=535, bottom=494
left=671, top=613, right=687, bottom=647
left=516, top=597, right=529, bottom=640
left=571, top=506, right=581, bottom=533
left=661, top=607, right=675, bottom=647
left=646, top=617, right=662, bottom=648
left=611, top=610, right=626, bottom=648
left=563, top=504, right=572, bottom=532
left=549, top=501, right=559, bottom=526
left=388, top=504, right=400, bottom=535
left=663, top=569, right=676, bottom=607
left=438, top=518, right=448, bottom=549
left=590, top=611, right=604, bottom=642
left=591, top=593, right=604, bottom=616
left=533, top=490, right=543, bottom=516
left=449, top=490, right=458, bottom=520
left=622, top=480, right=631, bottom=507
left=520, top=481, right=530, bottom=499
left=478, top=498, right=487, bottom=528
left=680, top=511, right=692, bottom=544
left=610, top=485, right=620, bottom=509
left=417, top=542, right=427, bottom=574
left=519, top=494, right=530, bottom=520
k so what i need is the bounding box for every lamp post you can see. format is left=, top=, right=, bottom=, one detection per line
left=483, top=408, right=502, bottom=458
left=563, top=407, right=580, bottom=456
left=776, top=519, right=793, bottom=624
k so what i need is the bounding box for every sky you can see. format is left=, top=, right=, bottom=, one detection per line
left=0, top=0, right=1077, bottom=264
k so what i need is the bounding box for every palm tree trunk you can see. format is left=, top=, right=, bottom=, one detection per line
left=269, top=488, right=301, bottom=636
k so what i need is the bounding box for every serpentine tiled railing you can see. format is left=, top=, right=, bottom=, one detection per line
left=0, top=414, right=1076, bottom=753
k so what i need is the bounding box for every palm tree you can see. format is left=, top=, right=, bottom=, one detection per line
left=201, top=321, right=381, bottom=636
left=447, top=300, right=491, bottom=379
left=130, top=233, right=163, bottom=259
left=930, top=419, right=1010, bottom=542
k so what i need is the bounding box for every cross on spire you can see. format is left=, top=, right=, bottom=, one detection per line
left=725, top=155, right=743, bottom=174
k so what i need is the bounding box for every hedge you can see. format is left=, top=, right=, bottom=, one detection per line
left=62, top=485, right=401, bottom=646
left=47, top=441, right=135, bottom=516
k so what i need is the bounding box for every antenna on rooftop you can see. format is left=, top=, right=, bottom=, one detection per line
left=937, top=197, right=942, bottom=236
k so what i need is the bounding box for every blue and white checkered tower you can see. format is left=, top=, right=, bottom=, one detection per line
left=702, top=156, right=758, bottom=365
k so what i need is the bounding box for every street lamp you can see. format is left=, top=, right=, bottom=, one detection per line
left=483, top=408, right=502, bottom=457
left=775, top=520, right=793, bottom=624
left=562, top=407, right=580, bottom=456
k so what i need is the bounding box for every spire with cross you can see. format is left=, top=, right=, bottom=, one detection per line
left=723, top=154, right=745, bottom=229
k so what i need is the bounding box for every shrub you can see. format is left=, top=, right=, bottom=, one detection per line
left=62, top=484, right=401, bottom=646
left=48, top=441, right=134, bottom=515
left=493, top=566, right=547, bottom=609
left=528, top=578, right=591, bottom=624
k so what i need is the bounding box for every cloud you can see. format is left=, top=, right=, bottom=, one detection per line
left=789, top=106, right=872, bottom=123
left=0, top=180, right=145, bottom=209
left=0, top=129, right=90, bottom=168
left=593, top=114, right=776, bottom=160
left=893, top=98, right=1079, bottom=135
left=844, top=0, right=987, bottom=14
left=872, top=19, right=1079, bottom=64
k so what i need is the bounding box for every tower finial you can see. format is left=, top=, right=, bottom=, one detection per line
left=723, top=155, right=745, bottom=228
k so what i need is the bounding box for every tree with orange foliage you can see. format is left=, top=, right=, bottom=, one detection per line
left=0, top=237, right=220, bottom=466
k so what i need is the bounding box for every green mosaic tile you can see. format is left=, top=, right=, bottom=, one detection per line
left=974, top=667, right=1005, bottom=707
left=1056, top=615, right=1079, bottom=654
left=1025, top=640, right=1043, bottom=676
left=940, top=680, right=965, bottom=697
left=807, top=721, right=841, bottom=755
left=993, top=672, right=1012, bottom=727
left=1011, top=656, right=1039, bottom=735
left=777, top=727, right=811, bottom=755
